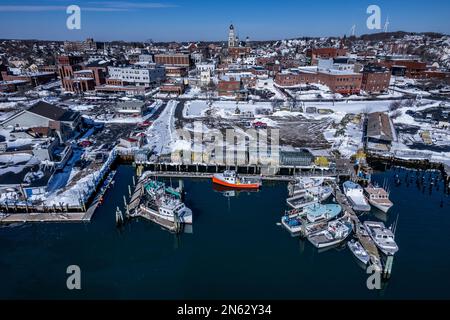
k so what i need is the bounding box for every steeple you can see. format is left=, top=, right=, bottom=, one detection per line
left=228, top=23, right=237, bottom=48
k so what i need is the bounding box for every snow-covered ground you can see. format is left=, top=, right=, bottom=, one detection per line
left=184, top=100, right=273, bottom=118
left=145, top=100, right=178, bottom=155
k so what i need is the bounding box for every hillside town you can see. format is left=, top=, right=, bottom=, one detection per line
left=1, top=26, right=450, bottom=214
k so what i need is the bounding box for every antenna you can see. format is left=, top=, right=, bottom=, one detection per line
left=383, top=16, right=390, bottom=33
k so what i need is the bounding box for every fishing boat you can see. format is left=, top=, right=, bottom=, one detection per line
left=343, top=181, right=371, bottom=212
left=307, top=218, right=353, bottom=249
left=364, top=185, right=393, bottom=213
left=138, top=178, right=192, bottom=227
left=347, top=240, right=370, bottom=265
left=140, top=196, right=193, bottom=224
left=286, top=191, right=317, bottom=210
left=281, top=214, right=304, bottom=234
left=304, top=203, right=342, bottom=223
left=364, top=221, right=399, bottom=256
left=144, top=179, right=182, bottom=199
left=289, top=177, right=332, bottom=202
left=281, top=204, right=342, bottom=235
left=212, top=170, right=261, bottom=189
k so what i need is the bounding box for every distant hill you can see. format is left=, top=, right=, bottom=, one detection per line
left=358, top=31, right=445, bottom=41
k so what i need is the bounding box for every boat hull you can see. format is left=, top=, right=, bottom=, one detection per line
left=141, top=206, right=193, bottom=224
left=369, top=199, right=393, bottom=213
left=212, top=176, right=260, bottom=189
left=347, top=240, right=370, bottom=265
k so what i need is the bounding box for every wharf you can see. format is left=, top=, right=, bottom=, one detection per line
left=0, top=212, right=86, bottom=223
left=331, top=183, right=381, bottom=269
left=141, top=171, right=298, bottom=182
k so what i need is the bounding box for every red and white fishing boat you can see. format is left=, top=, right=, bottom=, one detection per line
left=212, top=170, right=261, bottom=189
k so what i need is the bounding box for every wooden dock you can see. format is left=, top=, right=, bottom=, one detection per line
left=331, top=183, right=382, bottom=271
left=138, top=171, right=301, bottom=182
left=0, top=212, right=87, bottom=223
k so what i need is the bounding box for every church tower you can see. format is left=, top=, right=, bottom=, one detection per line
left=228, top=24, right=237, bottom=48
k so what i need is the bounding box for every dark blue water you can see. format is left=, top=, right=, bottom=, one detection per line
left=1, top=166, right=449, bottom=299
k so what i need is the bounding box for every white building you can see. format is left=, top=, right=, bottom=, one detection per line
left=200, top=69, right=212, bottom=85
left=138, top=54, right=154, bottom=64
left=108, top=64, right=165, bottom=86
left=196, top=62, right=216, bottom=73
left=318, top=58, right=355, bottom=72
left=228, top=24, right=237, bottom=48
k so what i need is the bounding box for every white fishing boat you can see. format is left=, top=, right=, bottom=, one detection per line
left=281, top=214, right=304, bottom=234
left=307, top=218, right=353, bottom=249
left=364, top=185, right=393, bottom=213
left=139, top=178, right=192, bottom=226
left=281, top=204, right=342, bottom=235
left=364, top=221, right=399, bottom=256
left=141, top=196, right=193, bottom=224
left=347, top=240, right=370, bottom=265
left=289, top=177, right=332, bottom=202
left=286, top=191, right=317, bottom=210
left=343, top=181, right=371, bottom=212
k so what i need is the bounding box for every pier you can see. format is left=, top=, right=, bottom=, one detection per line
left=330, top=182, right=391, bottom=277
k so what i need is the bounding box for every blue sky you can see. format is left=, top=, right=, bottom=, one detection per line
left=0, top=0, right=449, bottom=42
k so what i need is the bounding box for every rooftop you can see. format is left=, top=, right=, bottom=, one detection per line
left=27, top=101, right=80, bottom=122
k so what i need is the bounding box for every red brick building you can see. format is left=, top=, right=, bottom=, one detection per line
left=228, top=47, right=251, bottom=59
left=57, top=55, right=84, bottom=92
left=307, top=48, right=348, bottom=65
left=154, top=53, right=191, bottom=67
left=275, top=68, right=362, bottom=95
left=318, top=71, right=362, bottom=95
left=165, top=66, right=188, bottom=78
left=57, top=56, right=108, bottom=92
left=218, top=77, right=243, bottom=97
left=377, top=59, right=427, bottom=78
left=361, top=65, right=391, bottom=94
left=159, top=82, right=185, bottom=95
left=0, top=70, right=56, bottom=87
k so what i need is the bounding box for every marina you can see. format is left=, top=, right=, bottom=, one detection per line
left=0, top=166, right=449, bottom=299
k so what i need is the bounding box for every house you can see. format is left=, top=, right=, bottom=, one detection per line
left=1, top=101, right=82, bottom=142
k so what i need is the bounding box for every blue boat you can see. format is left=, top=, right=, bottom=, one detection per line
left=304, top=203, right=342, bottom=223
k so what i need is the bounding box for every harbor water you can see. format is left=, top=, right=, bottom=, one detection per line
left=1, top=165, right=449, bottom=299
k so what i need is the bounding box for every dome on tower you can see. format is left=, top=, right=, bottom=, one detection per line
left=229, top=24, right=234, bottom=30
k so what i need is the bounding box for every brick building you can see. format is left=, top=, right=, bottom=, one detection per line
left=275, top=68, right=362, bottom=95
left=307, top=48, right=348, bottom=65
left=159, top=82, right=185, bottom=95
left=228, top=47, right=251, bottom=59
left=0, top=70, right=56, bottom=87
left=154, top=53, right=191, bottom=67
left=57, top=55, right=84, bottom=92
left=218, top=76, right=244, bottom=97
left=361, top=65, right=391, bottom=94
